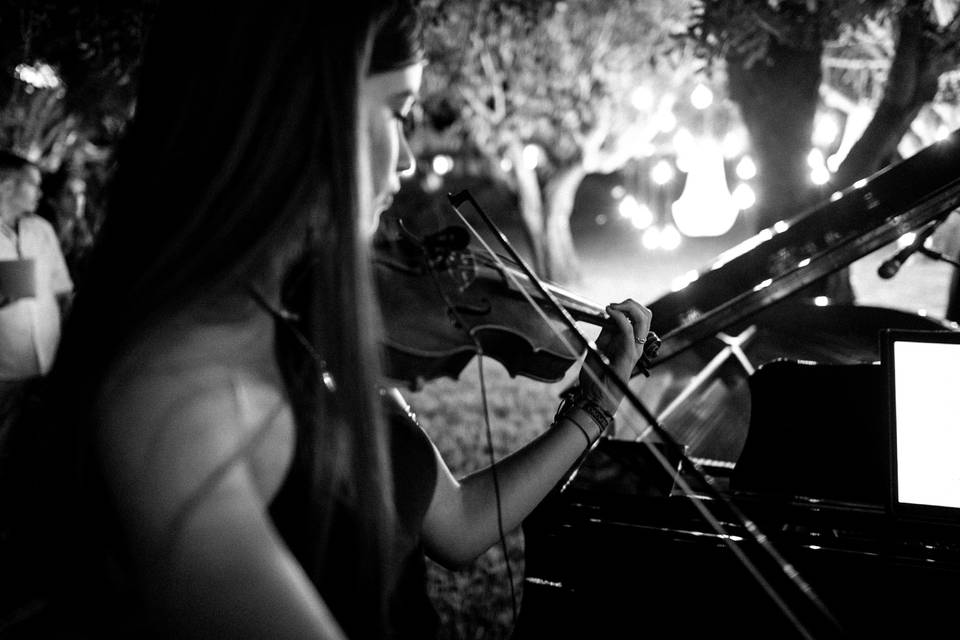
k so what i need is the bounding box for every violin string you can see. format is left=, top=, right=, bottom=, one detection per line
left=416, top=241, right=520, bottom=626
left=445, top=193, right=840, bottom=636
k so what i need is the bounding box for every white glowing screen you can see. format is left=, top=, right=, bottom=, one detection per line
left=893, top=339, right=960, bottom=509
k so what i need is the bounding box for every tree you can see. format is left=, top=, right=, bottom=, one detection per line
left=686, top=0, right=960, bottom=300
left=0, top=1, right=157, bottom=228
left=418, top=0, right=697, bottom=283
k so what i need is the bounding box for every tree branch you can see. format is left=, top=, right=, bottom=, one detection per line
left=832, top=3, right=955, bottom=186
left=478, top=46, right=507, bottom=121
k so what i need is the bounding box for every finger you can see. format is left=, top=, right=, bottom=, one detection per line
left=609, top=299, right=651, bottom=328
left=644, top=331, right=662, bottom=355
left=604, top=304, right=634, bottom=341
left=609, top=299, right=652, bottom=341
left=593, top=328, right=613, bottom=354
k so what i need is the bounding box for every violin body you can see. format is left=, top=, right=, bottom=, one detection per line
left=374, top=226, right=594, bottom=389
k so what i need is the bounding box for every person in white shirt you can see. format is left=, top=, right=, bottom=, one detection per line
left=0, top=151, right=74, bottom=386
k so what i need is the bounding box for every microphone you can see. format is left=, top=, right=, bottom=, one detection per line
left=877, top=221, right=941, bottom=280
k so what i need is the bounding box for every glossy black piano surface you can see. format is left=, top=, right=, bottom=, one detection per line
left=515, top=132, right=960, bottom=638
left=517, top=360, right=960, bottom=639
left=517, top=483, right=960, bottom=639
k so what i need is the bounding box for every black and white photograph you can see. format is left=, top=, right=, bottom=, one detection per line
left=1, top=1, right=959, bottom=638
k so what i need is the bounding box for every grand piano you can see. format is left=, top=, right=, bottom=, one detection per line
left=514, top=131, right=960, bottom=638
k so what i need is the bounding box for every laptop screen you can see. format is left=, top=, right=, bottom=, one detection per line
left=884, top=328, right=960, bottom=521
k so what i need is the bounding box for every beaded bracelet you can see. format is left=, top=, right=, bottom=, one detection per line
left=578, top=399, right=613, bottom=433
left=558, top=386, right=613, bottom=426
left=554, top=386, right=614, bottom=445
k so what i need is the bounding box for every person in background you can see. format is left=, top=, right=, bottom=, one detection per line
left=37, top=165, right=95, bottom=282
left=3, top=2, right=651, bottom=638
left=0, top=151, right=73, bottom=405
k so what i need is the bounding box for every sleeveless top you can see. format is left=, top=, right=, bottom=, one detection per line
left=268, top=387, right=440, bottom=639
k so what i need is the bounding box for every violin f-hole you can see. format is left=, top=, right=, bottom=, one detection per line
left=446, top=299, right=493, bottom=319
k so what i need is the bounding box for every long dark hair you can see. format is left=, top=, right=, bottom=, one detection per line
left=7, top=0, right=402, bottom=636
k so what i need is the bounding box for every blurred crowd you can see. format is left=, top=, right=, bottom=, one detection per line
left=35, top=163, right=97, bottom=284
left=0, top=152, right=98, bottom=408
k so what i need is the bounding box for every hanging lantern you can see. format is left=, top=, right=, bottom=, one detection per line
left=670, top=138, right=739, bottom=237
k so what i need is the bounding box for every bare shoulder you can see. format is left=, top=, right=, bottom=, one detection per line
left=95, top=316, right=295, bottom=555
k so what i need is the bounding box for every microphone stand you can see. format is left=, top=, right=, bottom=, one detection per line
left=916, top=245, right=960, bottom=270
left=877, top=213, right=958, bottom=279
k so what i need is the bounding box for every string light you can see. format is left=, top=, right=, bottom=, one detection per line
left=630, top=86, right=654, bottom=111
left=690, top=83, right=713, bottom=110
left=735, top=156, right=756, bottom=180
left=617, top=195, right=654, bottom=230
left=659, top=224, right=682, bottom=250
left=807, top=148, right=830, bottom=185
left=654, top=109, right=677, bottom=134
left=721, top=129, right=748, bottom=158
left=810, top=166, right=830, bottom=185
left=650, top=159, right=674, bottom=185
left=812, top=112, right=841, bottom=147
left=431, top=154, right=454, bottom=176
left=641, top=226, right=661, bottom=250
left=732, top=183, right=756, bottom=210
left=14, top=62, right=61, bottom=89
left=522, top=144, right=542, bottom=170
left=807, top=148, right=825, bottom=168
left=422, top=172, right=443, bottom=192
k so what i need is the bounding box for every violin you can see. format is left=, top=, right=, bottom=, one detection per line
left=374, top=193, right=840, bottom=636
left=373, top=222, right=660, bottom=390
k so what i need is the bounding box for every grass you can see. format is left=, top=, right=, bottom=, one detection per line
left=404, top=357, right=579, bottom=640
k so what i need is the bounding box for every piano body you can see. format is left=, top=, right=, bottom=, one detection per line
left=516, top=132, right=960, bottom=638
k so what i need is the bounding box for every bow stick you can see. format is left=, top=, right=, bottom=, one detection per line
left=446, top=189, right=842, bottom=639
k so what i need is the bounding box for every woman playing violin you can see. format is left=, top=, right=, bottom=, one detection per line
left=5, top=1, right=652, bottom=638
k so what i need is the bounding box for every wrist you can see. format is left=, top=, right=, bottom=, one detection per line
left=573, top=381, right=619, bottom=416
left=566, top=406, right=606, bottom=441
left=559, top=386, right=616, bottom=422
left=554, top=412, right=597, bottom=448
left=554, top=386, right=615, bottom=448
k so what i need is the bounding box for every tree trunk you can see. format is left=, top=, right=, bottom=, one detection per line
left=542, top=164, right=586, bottom=284
left=726, top=40, right=823, bottom=233
left=726, top=39, right=857, bottom=302
left=507, top=141, right=547, bottom=276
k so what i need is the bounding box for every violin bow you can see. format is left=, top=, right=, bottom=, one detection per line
left=446, top=189, right=842, bottom=639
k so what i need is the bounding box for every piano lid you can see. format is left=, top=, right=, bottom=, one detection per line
left=648, top=128, right=960, bottom=364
